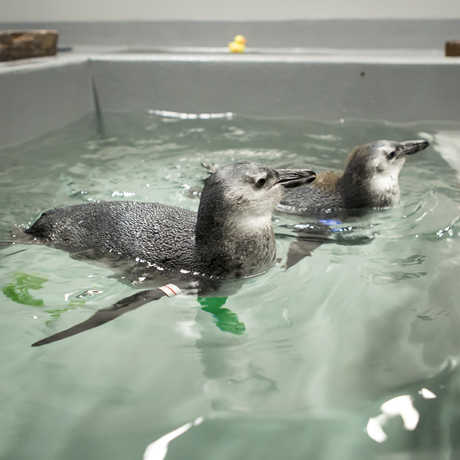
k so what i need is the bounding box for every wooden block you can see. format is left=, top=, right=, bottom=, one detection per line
left=0, top=30, right=58, bottom=61
left=445, top=40, right=460, bottom=57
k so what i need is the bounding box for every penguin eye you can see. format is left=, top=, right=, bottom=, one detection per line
left=255, top=177, right=267, bottom=188
left=387, top=151, right=397, bottom=160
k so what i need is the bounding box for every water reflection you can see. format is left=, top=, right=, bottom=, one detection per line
left=366, top=394, right=421, bottom=443
left=366, top=385, right=443, bottom=445
left=143, top=416, right=204, bottom=460
left=198, top=297, right=246, bottom=335
left=365, top=360, right=457, bottom=446
left=2, top=271, right=47, bottom=306
left=148, top=109, right=233, bottom=120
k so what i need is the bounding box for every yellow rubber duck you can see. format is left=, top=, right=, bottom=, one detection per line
left=228, top=35, right=246, bottom=53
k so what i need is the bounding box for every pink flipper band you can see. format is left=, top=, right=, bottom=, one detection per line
left=158, top=284, right=181, bottom=297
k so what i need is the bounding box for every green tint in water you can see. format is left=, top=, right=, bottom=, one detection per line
left=2, top=272, right=47, bottom=306
left=0, top=113, right=460, bottom=460
left=198, top=297, right=246, bottom=335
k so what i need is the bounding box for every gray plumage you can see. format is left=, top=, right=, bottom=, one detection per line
left=25, top=162, right=316, bottom=281
left=26, top=201, right=198, bottom=273
left=278, top=186, right=344, bottom=216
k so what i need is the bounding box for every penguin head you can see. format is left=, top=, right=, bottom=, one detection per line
left=199, top=162, right=316, bottom=219
left=341, top=139, right=429, bottom=208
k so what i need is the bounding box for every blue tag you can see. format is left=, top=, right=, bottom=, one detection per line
left=319, top=219, right=342, bottom=226
left=319, top=218, right=346, bottom=233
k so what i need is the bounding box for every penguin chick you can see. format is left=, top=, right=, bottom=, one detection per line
left=278, top=139, right=429, bottom=217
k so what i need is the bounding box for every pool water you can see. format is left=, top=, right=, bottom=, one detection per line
left=0, top=112, right=459, bottom=460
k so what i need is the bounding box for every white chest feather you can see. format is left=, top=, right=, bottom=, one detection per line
left=229, top=214, right=272, bottom=233
left=369, top=173, right=400, bottom=203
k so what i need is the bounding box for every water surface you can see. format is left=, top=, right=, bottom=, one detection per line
left=0, top=112, right=459, bottom=460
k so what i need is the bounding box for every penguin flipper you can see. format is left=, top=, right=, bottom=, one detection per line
left=31, top=288, right=171, bottom=347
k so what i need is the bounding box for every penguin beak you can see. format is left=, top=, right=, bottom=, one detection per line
left=399, top=139, right=430, bottom=156
left=274, top=169, right=316, bottom=188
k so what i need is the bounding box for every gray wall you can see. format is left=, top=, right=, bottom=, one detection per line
left=0, top=57, right=94, bottom=147
left=4, top=20, right=459, bottom=49
left=2, top=53, right=460, bottom=148
left=2, top=0, right=460, bottom=21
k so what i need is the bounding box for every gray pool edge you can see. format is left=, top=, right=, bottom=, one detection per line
left=2, top=51, right=460, bottom=148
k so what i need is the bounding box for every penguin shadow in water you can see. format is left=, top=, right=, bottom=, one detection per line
left=203, top=139, right=430, bottom=268
left=4, top=162, right=315, bottom=346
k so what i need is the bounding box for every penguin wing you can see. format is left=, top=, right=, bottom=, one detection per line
left=31, top=287, right=175, bottom=347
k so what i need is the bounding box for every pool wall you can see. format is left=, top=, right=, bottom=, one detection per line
left=91, top=56, right=460, bottom=121
left=2, top=20, right=460, bottom=49
left=2, top=20, right=460, bottom=148
left=0, top=57, right=94, bottom=147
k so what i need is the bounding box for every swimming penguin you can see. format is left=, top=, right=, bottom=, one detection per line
left=25, top=162, right=315, bottom=346
left=278, top=139, right=429, bottom=217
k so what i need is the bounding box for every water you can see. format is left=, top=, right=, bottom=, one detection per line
left=0, top=112, right=459, bottom=460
